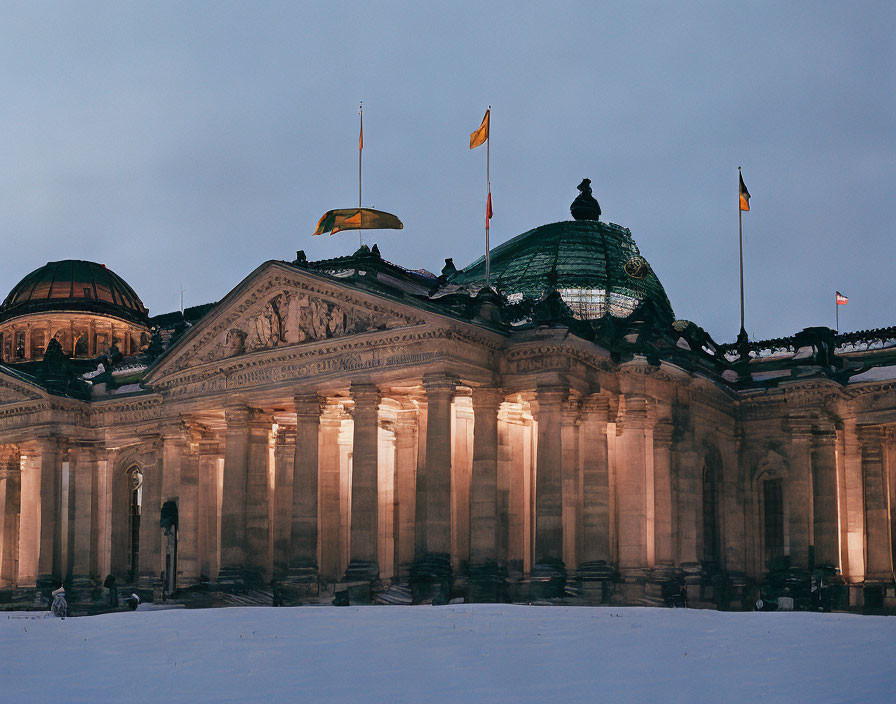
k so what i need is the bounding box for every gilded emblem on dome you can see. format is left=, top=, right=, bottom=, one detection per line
left=623, top=255, right=649, bottom=280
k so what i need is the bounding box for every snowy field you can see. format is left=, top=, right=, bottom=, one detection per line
left=3, top=605, right=895, bottom=703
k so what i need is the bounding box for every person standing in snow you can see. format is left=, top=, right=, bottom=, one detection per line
left=126, top=592, right=141, bottom=611
left=51, top=586, right=68, bottom=618
left=104, top=574, right=119, bottom=608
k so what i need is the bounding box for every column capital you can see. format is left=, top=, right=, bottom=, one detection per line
left=350, top=381, right=381, bottom=408
left=621, top=394, right=650, bottom=429
left=580, top=393, right=610, bottom=420
left=857, top=424, right=886, bottom=449
left=224, top=402, right=252, bottom=427
left=422, top=374, right=457, bottom=395
left=788, top=414, right=814, bottom=440
left=812, top=423, right=837, bottom=446
left=561, top=398, right=580, bottom=424
left=276, top=425, right=297, bottom=446
left=198, top=438, right=221, bottom=455
left=470, top=386, right=504, bottom=411
left=653, top=420, right=674, bottom=448
left=293, top=391, right=324, bottom=418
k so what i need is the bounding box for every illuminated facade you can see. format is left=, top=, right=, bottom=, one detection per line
left=0, top=184, right=894, bottom=611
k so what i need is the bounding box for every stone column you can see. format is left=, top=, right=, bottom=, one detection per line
left=812, top=424, right=840, bottom=568
left=246, top=413, right=272, bottom=579
left=470, top=388, right=502, bottom=567
left=290, top=392, right=322, bottom=582
left=653, top=421, right=675, bottom=567
left=561, top=399, right=580, bottom=571
left=198, top=439, right=221, bottom=581
left=0, top=451, right=21, bottom=586
left=36, top=437, right=60, bottom=585
left=422, top=376, right=454, bottom=559
left=532, top=384, right=566, bottom=595
left=393, top=408, right=418, bottom=578
left=413, top=398, right=428, bottom=562
left=272, top=426, right=295, bottom=578
left=318, top=414, right=342, bottom=581
left=290, top=394, right=321, bottom=569
left=859, top=425, right=892, bottom=581
left=178, top=443, right=201, bottom=586
left=70, top=444, right=96, bottom=584
left=617, top=396, right=650, bottom=579
left=579, top=395, right=611, bottom=566
left=345, top=382, right=380, bottom=581
left=137, top=443, right=163, bottom=589
left=788, top=418, right=813, bottom=568
left=220, top=404, right=251, bottom=582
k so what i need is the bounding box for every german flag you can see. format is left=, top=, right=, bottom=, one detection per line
left=470, top=109, right=489, bottom=149
left=739, top=172, right=751, bottom=211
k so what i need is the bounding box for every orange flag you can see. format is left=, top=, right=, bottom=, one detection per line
left=470, top=108, right=490, bottom=149
left=486, top=191, right=493, bottom=228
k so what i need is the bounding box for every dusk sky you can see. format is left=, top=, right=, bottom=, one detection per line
left=1, top=2, right=892, bottom=343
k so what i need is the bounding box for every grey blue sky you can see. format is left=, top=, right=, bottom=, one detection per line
left=1, top=1, right=892, bottom=342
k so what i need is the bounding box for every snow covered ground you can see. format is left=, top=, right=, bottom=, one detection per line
left=3, top=605, right=895, bottom=703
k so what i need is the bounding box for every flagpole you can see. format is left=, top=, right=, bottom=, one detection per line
left=738, top=166, right=746, bottom=341
left=485, top=106, right=491, bottom=287
left=358, top=102, right=363, bottom=248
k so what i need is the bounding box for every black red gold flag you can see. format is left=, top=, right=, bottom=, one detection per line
left=739, top=172, right=751, bottom=211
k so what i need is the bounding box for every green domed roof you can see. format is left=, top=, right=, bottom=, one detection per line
left=0, top=260, right=149, bottom=325
left=453, top=218, right=674, bottom=321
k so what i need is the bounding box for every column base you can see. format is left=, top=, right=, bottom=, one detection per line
left=273, top=565, right=321, bottom=605
left=613, top=567, right=649, bottom=605
left=209, top=566, right=265, bottom=593
left=410, top=553, right=452, bottom=604
left=467, top=561, right=507, bottom=603
left=575, top=561, right=619, bottom=605
left=35, top=574, right=60, bottom=608
left=530, top=558, right=566, bottom=601
left=645, top=564, right=678, bottom=607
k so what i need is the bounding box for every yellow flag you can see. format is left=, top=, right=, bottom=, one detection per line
left=470, top=108, right=489, bottom=149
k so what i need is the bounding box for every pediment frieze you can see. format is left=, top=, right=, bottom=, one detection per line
left=148, top=265, right=429, bottom=382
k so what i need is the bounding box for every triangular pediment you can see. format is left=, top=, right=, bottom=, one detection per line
left=0, top=368, right=49, bottom=405
left=144, top=261, right=428, bottom=382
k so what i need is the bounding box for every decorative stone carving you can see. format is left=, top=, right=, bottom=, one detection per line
left=182, top=283, right=424, bottom=369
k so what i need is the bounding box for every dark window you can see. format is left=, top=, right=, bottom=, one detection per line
left=83, top=287, right=93, bottom=299
left=702, top=466, right=721, bottom=565
left=127, top=468, right=142, bottom=583
left=763, top=478, right=785, bottom=562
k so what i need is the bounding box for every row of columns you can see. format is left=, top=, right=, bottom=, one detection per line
left=0, top=398, right=891, bottom=597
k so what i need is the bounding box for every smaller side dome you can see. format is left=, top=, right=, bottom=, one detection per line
left=0, top=260, right=149, bottom=325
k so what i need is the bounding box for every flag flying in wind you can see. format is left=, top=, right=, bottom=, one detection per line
left=470, top=109, right=490, bottom=149
left=313, top=208, right=403, bottom=236
left=486, top=191, right=493, bottom=229
left=836, top=291, right=848, bottom=305
left=739, top=172, right=751, bottom=211
left=359, top=120, right=363, bottom=150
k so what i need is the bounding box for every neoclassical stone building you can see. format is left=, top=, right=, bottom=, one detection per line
left=0, top=183, right=893, bottom=609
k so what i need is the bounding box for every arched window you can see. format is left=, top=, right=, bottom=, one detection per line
left=702, top=463, right=721, bottom=566
left=127, top=466, right=143, bottom=583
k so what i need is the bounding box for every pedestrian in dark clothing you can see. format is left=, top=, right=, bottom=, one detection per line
left=104, top=575, right=119, bottom=607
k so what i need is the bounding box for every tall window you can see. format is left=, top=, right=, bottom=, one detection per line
left=702, top=465, right=721, bottom=565
left=763, top=478, right=785, bottom=562
left=127, top=467, right=143, bottom=582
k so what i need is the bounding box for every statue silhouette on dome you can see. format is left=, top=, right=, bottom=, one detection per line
left=570, top=179, right=601, bottom=221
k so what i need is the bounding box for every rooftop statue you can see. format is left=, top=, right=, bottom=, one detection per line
left=570, top=178, right=601, bottom=221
